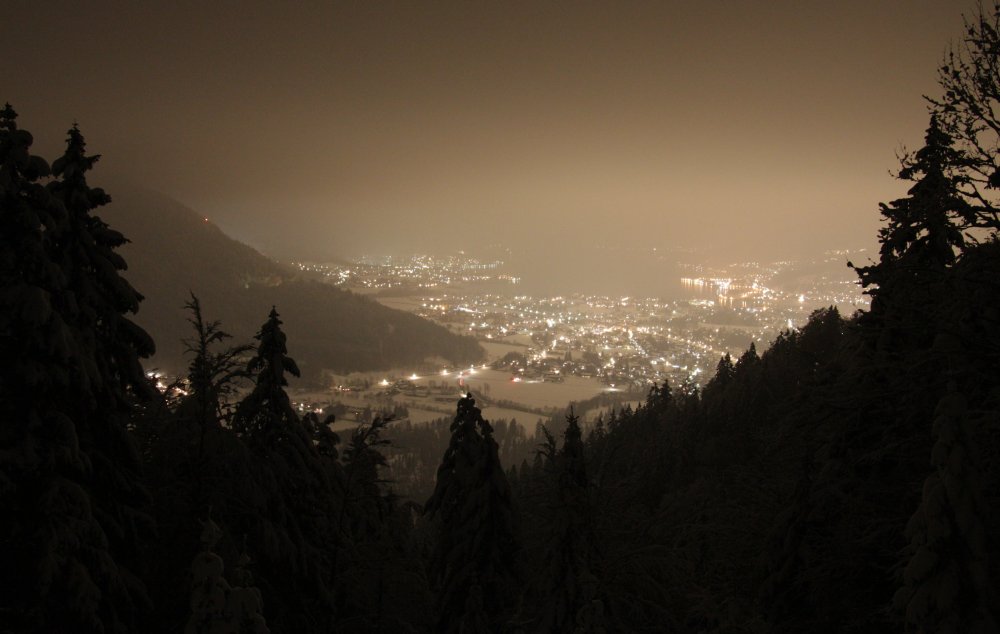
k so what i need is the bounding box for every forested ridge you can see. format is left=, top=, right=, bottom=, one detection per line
left=99, top=184, right=484, bottom=378
left=3, top=5, right=1000, bottom=633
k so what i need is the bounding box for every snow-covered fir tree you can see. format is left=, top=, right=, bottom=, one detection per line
left=425, top=394, right=521, bottom=633
left=0, top=109, right=154, bottom=633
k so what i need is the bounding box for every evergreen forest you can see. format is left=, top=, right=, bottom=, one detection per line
left=2, top=5, right=1000, bottom=633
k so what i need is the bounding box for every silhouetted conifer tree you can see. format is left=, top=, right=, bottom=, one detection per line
left=854, top=115, right=969, bottom=310
left=645, top=380, right=673, bottom=414
left=48, top=125, right=156, bottom=401
left=179, top=293, right=251, bottom=441
left=736, top=341, right=759, bottom=371
left=425, top=394, right=520, bottom=633
left=50, top=129, right=158, bottom=616
left=1, top=110, right=154, bottom=633
left=535, top=411, right=604, bottom=633
left=139, top=301, right=256, bottom=633
left=931, top=1, right=1000, bottom=231
left=233, top=307, right=300, bottom=441
left=705, top=352, right=734, bottom=395
left=228, top=307, right=341, bottom=631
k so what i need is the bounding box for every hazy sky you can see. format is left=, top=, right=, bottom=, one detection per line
left=3, top=1, right=969, bottom=264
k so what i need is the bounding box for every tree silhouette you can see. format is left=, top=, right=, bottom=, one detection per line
left=0, top=111, right=154, bottom=632
left=229, top=307, right=341, bottom=631
left=854, top=115, right=969, bottom=303
left=535, top=410, right=604, bottom=633
left=425, top=394, right=521, bottom=633
left=178, top=293, right=252, bottom=451
left=932, top=1, right=1000, bottom=231
left=233, top=307, right=300, bottom=441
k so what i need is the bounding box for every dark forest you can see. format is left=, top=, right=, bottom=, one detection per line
left=2, top=4, right=1000, bottom=633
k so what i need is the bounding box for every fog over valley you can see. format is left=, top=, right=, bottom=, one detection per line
left=4, top=1, right=962, bottom=268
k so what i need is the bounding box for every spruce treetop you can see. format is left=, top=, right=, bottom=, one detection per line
left=235, top=306, right=301, bottom=439
left=854, top=115, right=970, bottom=302
left=51, top=125, right=101, bottom=181
left=48, top=123, right=154, bottom=402
left=1, top=102, right=16, bottom=125
left=248, top=306, right=301, bottom=389
left=887, top=116, right=969, bottom=265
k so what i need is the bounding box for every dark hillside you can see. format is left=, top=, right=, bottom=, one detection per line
left=100, top=186, right=483, bottom=377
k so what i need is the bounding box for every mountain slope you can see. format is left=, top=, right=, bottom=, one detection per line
left=99, top=186, right=483, bottom=377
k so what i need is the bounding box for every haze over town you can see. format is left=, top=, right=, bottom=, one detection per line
left=3, top=1, right=965, bottom=269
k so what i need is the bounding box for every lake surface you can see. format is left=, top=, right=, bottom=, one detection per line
left=506, top=246, right=685, bottom=297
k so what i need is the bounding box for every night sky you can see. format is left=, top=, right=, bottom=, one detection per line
left=3, top=1, right=967, bottom=266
